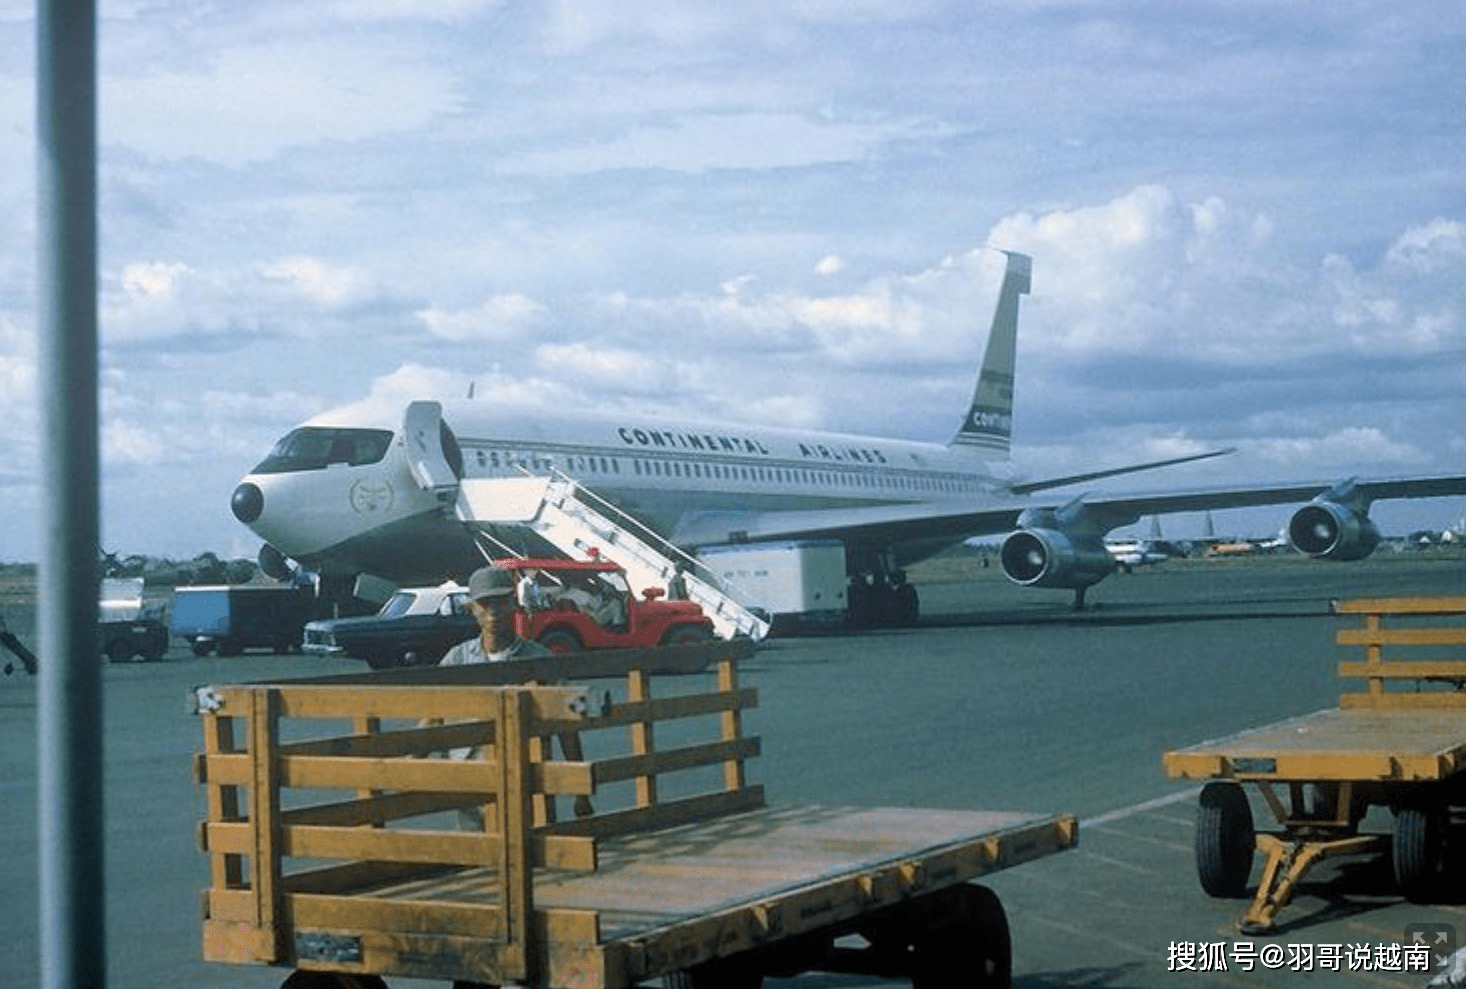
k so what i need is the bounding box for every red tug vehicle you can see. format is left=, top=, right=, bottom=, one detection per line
left=501, top=555, right=715, bottom=653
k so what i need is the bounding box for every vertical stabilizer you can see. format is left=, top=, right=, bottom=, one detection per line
left=950, top=251, right=1031, bottom=455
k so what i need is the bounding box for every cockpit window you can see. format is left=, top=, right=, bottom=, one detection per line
left=252, top=427, right=394, bottom=474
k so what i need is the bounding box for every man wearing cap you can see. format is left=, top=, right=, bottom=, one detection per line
left=436, top=564, right=591, bottom=819
left=440, top=564, right=554, bottom=666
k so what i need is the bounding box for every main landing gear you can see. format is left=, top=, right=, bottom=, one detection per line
left=848, top=570, right=919, bottom=627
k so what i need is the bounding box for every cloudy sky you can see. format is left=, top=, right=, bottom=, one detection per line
left=1, top=1, right=1464, bottom=561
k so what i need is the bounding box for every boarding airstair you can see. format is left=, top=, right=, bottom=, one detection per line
left=454, top=472, right=770, bottom=642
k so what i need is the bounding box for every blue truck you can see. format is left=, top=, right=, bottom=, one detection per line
left=169, top=584, right=314, bottom=656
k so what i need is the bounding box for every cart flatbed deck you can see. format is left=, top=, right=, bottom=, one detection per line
left=1166, top=706, right=1466, bottom=782
left=1164, top=595, right=1466, bottom=933
left=195, top=642, right=1077, bottom=988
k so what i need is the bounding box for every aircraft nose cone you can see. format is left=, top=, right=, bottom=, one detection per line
left=231, top=482, right=264, bottom=524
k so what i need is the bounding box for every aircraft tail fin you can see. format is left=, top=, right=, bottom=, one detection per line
left=949, top=250, right=1031, bottom=455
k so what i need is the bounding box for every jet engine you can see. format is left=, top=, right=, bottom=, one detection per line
left=1000, top=528, right=1116, bottom=590
left=1288, top=500, right=1380, bottom=561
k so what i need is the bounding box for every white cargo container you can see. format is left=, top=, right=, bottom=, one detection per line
left=697, top=540, right=848, bottom=629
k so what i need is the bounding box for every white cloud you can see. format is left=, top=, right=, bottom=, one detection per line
left=417, top=295, right=548, bottom=342
left=533, top=342, right=693, bottom=397
left=1250, top=427, right=1427, bottom=470
left=501, top=111, right=933, bottom=175
left=104, top=40, right=461, bottom=164
left=121, top=260, right=190, bottom=302
left=815, top=255, right=844, bottom=277
left=1386, top=218, right=1466, bottom=273
left=259, top=257, right=367, bottom=308
left=328, top=0, right=507, bottom=23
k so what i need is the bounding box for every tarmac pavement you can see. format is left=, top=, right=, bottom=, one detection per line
left=2, top=552, right=1465, bottom=987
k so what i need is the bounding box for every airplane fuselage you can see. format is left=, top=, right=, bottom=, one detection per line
left=233, top=399, right=1017, bottom=588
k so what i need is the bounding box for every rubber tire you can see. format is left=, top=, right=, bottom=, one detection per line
left=106, top=637, right=133, bottom=663
left=1394, top=802, right=1445, bottom=903
left=910, top=883, right=1011, bottom=989
left=365, top=649, right=414, bottom=671
left=1196, top=781, right=1255, bottom=898
left=141, top=629, right=167, bottom=661
left=894, top=583, right=919, bottom=625
left=660, top=624, right=712, bottom=646
left=663, top=957, right=762, bottom=989
left=280, top=971, right=390, bottom=988
left=538, top=627, right=583, bottom=655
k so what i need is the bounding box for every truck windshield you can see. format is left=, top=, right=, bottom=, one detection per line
left=252, top=427, right=393, bottom=474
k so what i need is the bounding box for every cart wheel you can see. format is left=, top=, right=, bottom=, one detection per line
left=1394, top=802, right=1446, bottom=903
left=911, top=883, right=1011, bottom=989
left=663, top=956, right=763, bottom=989
left=279, top=971, right=390, bottom=988
left=1196, top=781, right=1255, bottom=898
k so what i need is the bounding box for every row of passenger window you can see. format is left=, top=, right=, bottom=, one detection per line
left=468, top=446, right=982, bottom=496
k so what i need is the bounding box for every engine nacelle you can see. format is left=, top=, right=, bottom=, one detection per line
left=1288, top=500, right=1381, bottom=561
left=1000, top=528, right=1117, bottom=589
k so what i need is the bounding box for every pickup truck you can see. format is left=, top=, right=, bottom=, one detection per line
left=302, top=582, right=475, bottom=670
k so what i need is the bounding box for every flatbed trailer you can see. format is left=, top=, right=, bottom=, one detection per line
left=1164, top=594, right=1466, bottom=934
left=193, top=641, right=1077, bottom=988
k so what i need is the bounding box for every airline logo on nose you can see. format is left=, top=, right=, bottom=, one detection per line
left=350, top=480, right=395, bottom=515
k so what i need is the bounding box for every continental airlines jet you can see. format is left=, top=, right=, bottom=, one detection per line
left=230, top=252, right=1466, bottom=624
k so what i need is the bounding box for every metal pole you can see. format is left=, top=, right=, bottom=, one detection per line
left=36, top=2, right=106, bottom=987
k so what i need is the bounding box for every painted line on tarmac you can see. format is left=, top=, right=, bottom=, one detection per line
left=1084, top=787, right=1200, bottom=828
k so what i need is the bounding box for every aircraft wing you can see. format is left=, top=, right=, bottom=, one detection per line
left=670, top=473, right=1466, bottom=548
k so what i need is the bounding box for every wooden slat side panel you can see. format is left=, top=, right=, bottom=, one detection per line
left=289, top=891, right=508, bottom=939
left=592, top=737, right=761, bottom=786
left=1334, top=595, right=1466, bottom=615
left=1342, top=692, right=1466, bottom=710
left=1338, top=628, right=1466, bottom=648
left=283, top=721, right=495, bottom=759
left=283, top=791, right=486, bottom=829
left=591, top=688, right=760, bottom=730
left=497, top=689, right=534, bottom=982
left=284, top=825, right=503, bottom=866
left=247, top=688, right=284, bottom=963
left=279, top=753, right=505, bottom=793
left=547, top=787, right=768, bottom=840
left=1338, top=661, right=1466, bottom=681
left=196, top=664, right=774, bottom=983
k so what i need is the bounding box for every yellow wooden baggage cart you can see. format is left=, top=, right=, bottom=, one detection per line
left=1164, top=595, right=1466, bottom=934
left=193, top=642, right=1077, bottom=988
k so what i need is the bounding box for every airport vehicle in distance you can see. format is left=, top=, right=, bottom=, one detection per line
left=302, top=582, right=475, bottom=669
left=193, top=641, right=1077, bottom=988
left=98, top=577, right=169, bottom=662
left=169, top=584, right=314, bottom=656
left=699, top=539, right=850, bottom=630
left=505, top=556, right=716, bottom=653
left=229, top=250, right=1466, bottom=626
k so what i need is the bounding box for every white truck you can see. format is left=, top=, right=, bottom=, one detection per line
left=99, top=577, right=169, bottom=662
left=697, top=539, right=848, bottom=631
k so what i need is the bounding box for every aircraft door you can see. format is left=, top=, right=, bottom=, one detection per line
left=403, top=401, right=462, bottom=496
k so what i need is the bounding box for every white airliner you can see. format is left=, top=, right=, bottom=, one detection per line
left=230, top=252, right=1466, bottom=622
left=1105, top=539, right=1169, bottom=572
